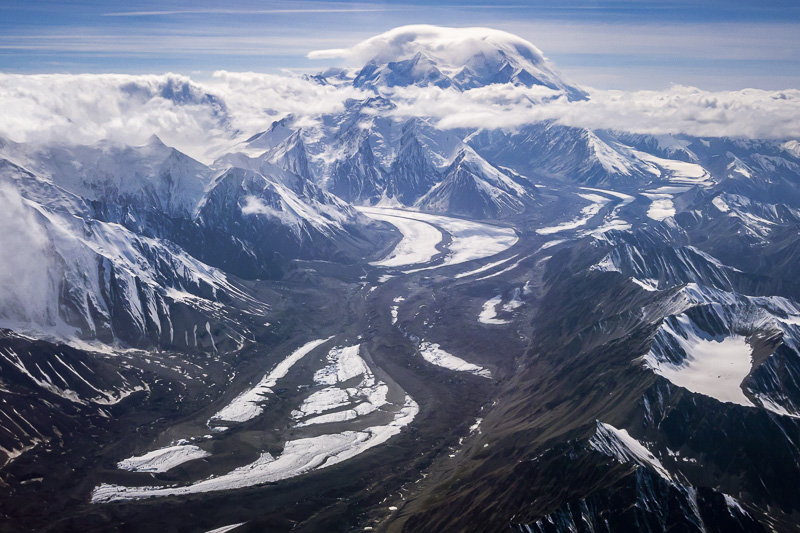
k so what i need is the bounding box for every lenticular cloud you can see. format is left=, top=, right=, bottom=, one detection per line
left=307, top=24, right=549, bottom=67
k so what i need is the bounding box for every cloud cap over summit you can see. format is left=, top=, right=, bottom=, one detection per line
left=310, top=24, right=587, bottom=99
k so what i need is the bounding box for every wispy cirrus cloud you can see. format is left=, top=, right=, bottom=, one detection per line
left=102, top=7, right=405, bottom=17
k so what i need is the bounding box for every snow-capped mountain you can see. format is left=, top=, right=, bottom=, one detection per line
left=2, top=23, right=800, bottom=533
left=233, top=98, right=539, bottom=217
left=0, top=133, right=386, bottom=348
left=331, top=25, right=587, bottom=99
left=416, top=149, right=533, bottom=218
left=466, top=123, right=713, bottom=189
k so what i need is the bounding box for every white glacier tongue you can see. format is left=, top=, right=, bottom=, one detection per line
left=313, top=345, right=370, bottom=385
left=210, top=337, right=333, bottom=424
left=293, top=344, right=390, bottom=427
left=358, top=206, right=518, bottom=272
left=92, top=397, right=419, bottom=502
left=359, top=209, right=443, bottom=267
left=205, top=523, right=246, bottom=533
left=93, top=343, right=420, bottom=502
left=117, top=444, right=210, bottom=473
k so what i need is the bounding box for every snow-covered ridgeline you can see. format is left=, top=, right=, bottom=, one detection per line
left=418, top=341, right=491, bottom=378
left=0, top=195, right=266, bottom=350
left=210, top=337, right=333, bottom=424
left=589, top=421, right=673, bottom=481
left=0, top=347, right=147, bottom=406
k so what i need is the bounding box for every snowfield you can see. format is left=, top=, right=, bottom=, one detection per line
left=642, top=193, right=676, bottom=221
left=478, top=295, right=508, bottom=325
left=643, top=316, right=754, bottom=406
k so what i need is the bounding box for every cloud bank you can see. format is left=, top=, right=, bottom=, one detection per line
left=386, top=83, right=800, bottom=140
left=0, top=72, right=362, bottom=161
left=0, top=72, right=798, bottom=162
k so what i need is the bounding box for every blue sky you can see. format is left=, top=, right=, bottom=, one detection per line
left=1, top=0, right=798, bottom=90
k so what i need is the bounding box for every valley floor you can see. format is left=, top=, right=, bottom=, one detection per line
left=2, top=184, right=800, bottom=533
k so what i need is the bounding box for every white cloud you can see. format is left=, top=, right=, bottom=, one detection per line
left=0, top=73, right=229, bottom=161
left=208, top=70, right=364, bottom=133
left=0, top=72, right=366, bottom=162
left=384, top=83, right=800, bottom=139
left=0, top=70, right=798, bottom=167
left=307, top=24, right=548, bottom=67
left=0, top=186, right=57, bottom=328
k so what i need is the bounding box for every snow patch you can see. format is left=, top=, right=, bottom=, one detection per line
left=418, top=341, right=491, bottom=378
left=536, top=193, right=609, bottom=235
left=478, top=295, right=507, bottom=325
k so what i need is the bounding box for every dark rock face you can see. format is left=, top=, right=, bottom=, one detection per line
left=384, top=124, right=440, bottom=205
left=329, top=139, right=386, bottom=204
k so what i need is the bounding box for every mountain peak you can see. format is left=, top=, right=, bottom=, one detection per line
left=311, top=25, right=586, bottom=99
left=144, top=133, right=166, bottom=147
